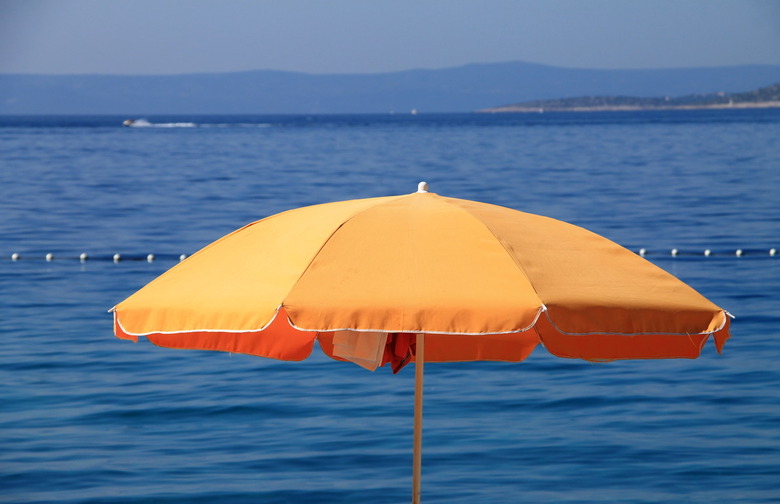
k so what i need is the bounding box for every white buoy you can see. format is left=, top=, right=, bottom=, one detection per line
left=671, top=248, right=678, bottom=257
left=11, top=253, right=19, bottom=261
left=147, top=253, right=155, bottom=263
left=736, top=249, right=743, bottom=257
left=179, top=254, right=187, bottom=261
left=770, top=248, right=776, bottom=256
left=704, top=249, right=711, bottom=257
left=45, top=253, right=54, bottom=262
left=639, top=248, right=646, bottom=257
left=113, top=253, right=121, bottom=263
left=417, top=181, right=429, bottom=193
left=80, top=252, right=88, bottom=263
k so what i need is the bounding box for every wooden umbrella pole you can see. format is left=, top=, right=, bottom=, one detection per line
left=412, top=333, right=425, bottom=504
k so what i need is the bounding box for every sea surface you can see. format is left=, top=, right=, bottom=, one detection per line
left=1, top=111, right=779, bottom=503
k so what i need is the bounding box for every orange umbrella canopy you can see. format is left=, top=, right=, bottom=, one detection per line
left=112, top=183, right=730, bottom=369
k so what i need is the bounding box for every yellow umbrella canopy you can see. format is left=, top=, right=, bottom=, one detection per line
left=113, top=183, right=730, bottom=364
left=112, top=182, right=730, bottom=503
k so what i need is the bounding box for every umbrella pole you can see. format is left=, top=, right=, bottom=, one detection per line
left=413, top=333, right=424, bottom=504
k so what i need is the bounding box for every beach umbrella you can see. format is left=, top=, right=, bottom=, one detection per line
left=112, top=182, right=731, bottom=504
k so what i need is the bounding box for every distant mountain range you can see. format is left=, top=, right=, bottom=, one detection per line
left=481, top=82, right=780, bottom=113
left=3, top=61, right=780, bottom=114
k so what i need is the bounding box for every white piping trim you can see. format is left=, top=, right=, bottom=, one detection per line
left=288, top=305, right=549, bottom=336
left=113, top=304, right=289, bottom=338
left=114, top=304, right=550, bottom=338
left=113, top=303, right=729, bottom=339
left=541, top=308, right=731, bottom=337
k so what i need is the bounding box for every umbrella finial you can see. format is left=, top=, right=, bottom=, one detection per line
left=417, top=181, right=429, bottom=193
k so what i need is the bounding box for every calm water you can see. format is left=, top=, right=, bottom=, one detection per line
left=1, top=111, right=779, bottom=503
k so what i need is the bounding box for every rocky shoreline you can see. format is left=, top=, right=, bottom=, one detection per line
left=480, top=101, right=780, bottom=113
left=479, top=82, right=780, bottom=113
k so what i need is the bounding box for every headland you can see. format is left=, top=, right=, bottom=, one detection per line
left=479, top=82, right=780, bottom=113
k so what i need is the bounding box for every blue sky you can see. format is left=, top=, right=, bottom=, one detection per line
left=1, top=0, right=779, bottom=75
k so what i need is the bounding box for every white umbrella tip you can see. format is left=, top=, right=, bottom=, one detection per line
left=417, top=181, right=429, bottom=193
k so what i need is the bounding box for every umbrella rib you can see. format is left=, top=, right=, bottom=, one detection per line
left=437, top=196, right=547, bottom=309
left=278, top=194, right=409, bottom=325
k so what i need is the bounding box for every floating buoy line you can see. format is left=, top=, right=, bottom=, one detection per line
left=637, top=248, right=777, bottom=258
left=7, top=252, right=188, bottom=263
left=4, top=248, right=777, bottom=263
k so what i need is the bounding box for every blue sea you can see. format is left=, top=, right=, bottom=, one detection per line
left=1, top=111, right=779, bottom=503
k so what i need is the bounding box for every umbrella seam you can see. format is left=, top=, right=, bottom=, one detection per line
left=434, top=196, right=730, bottom=339
left=279, top=194, right=412, bottom=317
left=435, top=195, right=547, bottom=309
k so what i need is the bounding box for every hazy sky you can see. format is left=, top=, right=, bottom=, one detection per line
left=2, top=0, right=779, bottom=75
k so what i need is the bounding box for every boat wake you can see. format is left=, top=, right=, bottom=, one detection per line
left=123, top=118, right=196, bottom=128
left=123, top=118, right=271, bottom=128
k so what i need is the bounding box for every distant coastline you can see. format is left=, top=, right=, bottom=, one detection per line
left=479, top=82, right=780, bottom=113
left=480, top=101, right=780, bottom=113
